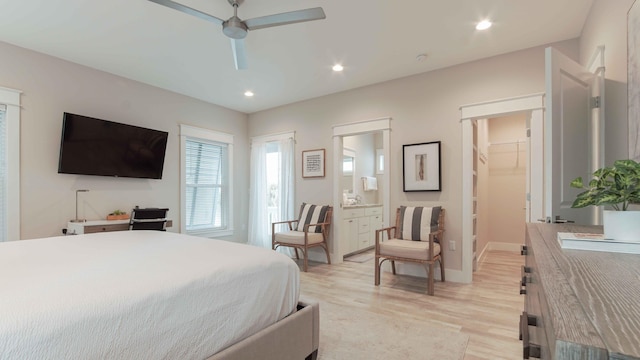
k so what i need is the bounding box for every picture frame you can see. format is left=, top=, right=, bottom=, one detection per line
left=402, top=141, right=441, bottom=191
left=302, top=149, right=325, bottom=178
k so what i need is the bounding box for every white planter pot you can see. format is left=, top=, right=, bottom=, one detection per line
left=603, top=210, right=640, bottom=242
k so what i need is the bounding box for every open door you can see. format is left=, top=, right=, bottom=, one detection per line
left=545, top=47, right=602, bottom=225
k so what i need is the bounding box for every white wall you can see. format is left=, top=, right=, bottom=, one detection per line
left=580, top=0, right=635, bottom=165
left=0, top=41, right=250, bottom=241
left=248, top=39, right=579, bottom=272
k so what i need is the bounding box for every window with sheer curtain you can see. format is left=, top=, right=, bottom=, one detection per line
left=0, top=87, right=20, bottom=242
left=180, top=125, right=234, bottom=237
left=248, top=133, right=295, bottom=249
left=0, top=106, right=6, bottom=242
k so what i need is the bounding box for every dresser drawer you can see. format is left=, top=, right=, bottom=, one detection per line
left=365, top=206, right=382, bottom=216
left=521, top=232, right=549, bottom=359
left=343, top=208, right=365, bottom=219
left=358, top=217, right=370, bottom=233
left=84, top=223, right=128, bottom=233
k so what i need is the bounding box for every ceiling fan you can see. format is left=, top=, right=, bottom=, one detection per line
left=146, top=0, right=326, bottom=70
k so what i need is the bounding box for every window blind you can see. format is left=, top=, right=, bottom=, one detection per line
left=185, top=138, right=228, bottom=231
left=0, top=106, right=6, bottom=242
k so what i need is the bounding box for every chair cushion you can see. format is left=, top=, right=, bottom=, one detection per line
left=398, top=206, right=441, bottom=241
left=379, top=239, right=441, bottom=261
left=274, top=231, right=325, bottom=245
left=296, top=203, right=330, bottom=233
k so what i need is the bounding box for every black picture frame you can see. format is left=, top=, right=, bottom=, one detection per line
left=402, top=141, right=441, bottom=192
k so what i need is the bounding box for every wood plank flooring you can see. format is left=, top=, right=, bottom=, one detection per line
left=298, top=250, right=524, bottom=359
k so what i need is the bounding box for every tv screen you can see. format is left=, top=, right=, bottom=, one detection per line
left=58, top=112, right=169, bottom=179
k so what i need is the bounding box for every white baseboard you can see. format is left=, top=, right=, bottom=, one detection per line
left=478, top=242, right=522, bottom=263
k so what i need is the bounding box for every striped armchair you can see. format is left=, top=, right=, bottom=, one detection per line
left=374, top=206, right=445, bottom=295
left=272, top=203, right=332, bottom=272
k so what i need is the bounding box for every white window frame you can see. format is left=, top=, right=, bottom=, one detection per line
left=179, top=124, right=234, bottom=237
left=0, top=86, right=21, bottom=241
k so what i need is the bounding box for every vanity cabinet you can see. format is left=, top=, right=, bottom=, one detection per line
left=521, top=223, right=640, bottom=359
left=343, top=205, right=382, bottom=255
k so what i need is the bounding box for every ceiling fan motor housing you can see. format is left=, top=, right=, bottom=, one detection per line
left=223, top=16, right=248, bottom=39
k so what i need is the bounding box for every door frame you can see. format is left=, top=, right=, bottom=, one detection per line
left=460, top=93, right=545, bottom=283
left=332, top=117, right=391, bottom=263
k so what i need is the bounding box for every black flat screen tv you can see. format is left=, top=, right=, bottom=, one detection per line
left=58, top=112, right=169, bottom=179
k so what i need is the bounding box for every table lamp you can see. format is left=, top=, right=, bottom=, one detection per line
left=70, top=189, right=89, bottom=223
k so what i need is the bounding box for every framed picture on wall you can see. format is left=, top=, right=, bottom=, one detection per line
left=402, top=141, right=441, bottom=191
left=302, top=149, right=325, bottom=178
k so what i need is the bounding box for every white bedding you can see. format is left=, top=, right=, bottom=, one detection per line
left=0, top=231, right=300, bottom=359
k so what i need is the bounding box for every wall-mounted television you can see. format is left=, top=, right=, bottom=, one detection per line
left=58, top=112, right=169, bottom=179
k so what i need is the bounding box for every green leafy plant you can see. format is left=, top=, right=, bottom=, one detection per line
left=570, top=159, right=640, bottom=211
left=109, top=210, right=127, bottom=216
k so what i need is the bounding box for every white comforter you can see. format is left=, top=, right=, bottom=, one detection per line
left=0, top=231, right=300, bottom=359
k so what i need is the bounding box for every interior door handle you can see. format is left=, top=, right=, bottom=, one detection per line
left=553, top=215, right=574, bottom=224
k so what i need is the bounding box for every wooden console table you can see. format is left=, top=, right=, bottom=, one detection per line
left=522, top=223, right=640, bottom=359
left=67, top=219, right=173, bottom=235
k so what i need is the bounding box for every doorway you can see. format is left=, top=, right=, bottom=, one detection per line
left=460, top=93, right=544, bottom=283
left=476, top=115, right=528, bottom=266
left=332, top=118, right=391, bottom=263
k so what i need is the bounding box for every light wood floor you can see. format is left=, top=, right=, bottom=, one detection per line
left=298, top=249, right=524, bottom=360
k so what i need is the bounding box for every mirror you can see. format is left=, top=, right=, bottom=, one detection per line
left=342, top=148, right=356, bottom=194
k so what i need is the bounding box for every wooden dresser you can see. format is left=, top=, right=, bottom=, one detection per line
left=521, top=223, right=640, bottom=359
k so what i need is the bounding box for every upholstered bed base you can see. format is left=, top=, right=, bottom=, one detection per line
left=207, top=297, right=320, bottom=360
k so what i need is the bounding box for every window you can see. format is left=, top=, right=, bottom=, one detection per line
left=180, top=125, right=233, bottom=237
left=0, top=106, right=6, bottom=241
left=0, top=87, right=21, bottom=242
left=248, top=133, right=294, bottom=249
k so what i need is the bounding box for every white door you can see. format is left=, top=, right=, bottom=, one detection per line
left=545, top=47, right=600, bottom=224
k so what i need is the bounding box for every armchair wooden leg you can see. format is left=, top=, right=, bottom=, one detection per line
left=302, top=249, right=308, bottom=272
left=294, top=248, right=300, bottom=260
left=439, top=257, right=445, bottom=282
left=391, top=260, right=396, bottom=275
left=427, top=262, right=435, bottom=296
left=374, top=257, right=380, bottom=285
left=322, top=244, right=331, bottom=265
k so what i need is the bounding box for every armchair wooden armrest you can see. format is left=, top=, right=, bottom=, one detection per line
left=271, top=219, right=299, bottom=233
left=302, top=221, right=329, bottom=232
left=375, top=226, right=397, bottom=245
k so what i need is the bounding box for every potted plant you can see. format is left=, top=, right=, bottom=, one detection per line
left=570, top=159, right=640, bottom=241
left=107, top=210, right=129, bottom=221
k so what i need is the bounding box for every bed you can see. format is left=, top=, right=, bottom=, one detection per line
left=0, top=230, right=319, bottom=360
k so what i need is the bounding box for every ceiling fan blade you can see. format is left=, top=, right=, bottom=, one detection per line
left=244, top=7, right=326, bottom=31
left=230, top=39, right=248, bottom=70
left=146, top=0, right=224, bottom=25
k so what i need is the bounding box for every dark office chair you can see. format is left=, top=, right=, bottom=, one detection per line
left=129, top=208, right=169, bottom=231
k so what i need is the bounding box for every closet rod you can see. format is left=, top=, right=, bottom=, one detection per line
left=489, top=139, right=526, bottom=146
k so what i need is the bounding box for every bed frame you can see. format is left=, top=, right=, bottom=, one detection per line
left=207, top=297, right=319, bottom=360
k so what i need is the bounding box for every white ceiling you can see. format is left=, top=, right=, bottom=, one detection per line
left=0, top=0, right=594, bottom=114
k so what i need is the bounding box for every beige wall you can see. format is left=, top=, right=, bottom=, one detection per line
left=248, top=40, right=579, bottom=272
left=0, top=41, right=250, bottom=241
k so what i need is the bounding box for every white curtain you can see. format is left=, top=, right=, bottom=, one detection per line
left=0, top=106, right=5, bottom=242
left=248, top=136, right=295, bottom=250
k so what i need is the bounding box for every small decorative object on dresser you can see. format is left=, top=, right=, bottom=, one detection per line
left=106, top=210, right=129, bottom=221
left=570, top=159, right=640, bottom=241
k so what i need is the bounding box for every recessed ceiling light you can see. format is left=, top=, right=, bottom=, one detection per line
left=332, top=64, right=344, bottom=72
left=244, top=91, right=254, bottom=97
left=476, top=20, right=492, bottom=30
left=416, top=53, right=427, bottom=62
